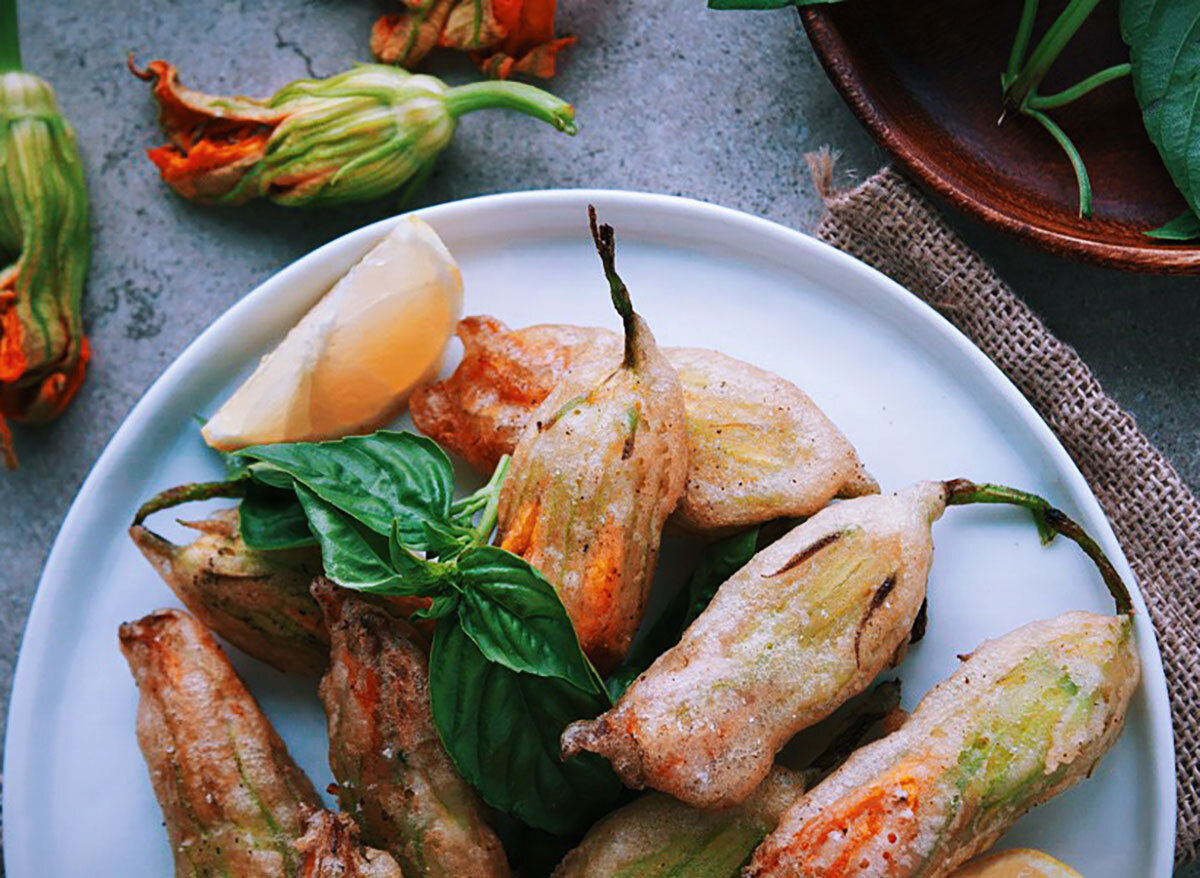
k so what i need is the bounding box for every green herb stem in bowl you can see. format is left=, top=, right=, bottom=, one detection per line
left=715, top=0, right=1200, bottom=239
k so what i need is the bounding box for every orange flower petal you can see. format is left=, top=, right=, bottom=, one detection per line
left=9, top=335, right=91, bottom=425
left=375, top=0, right=572, bottom=78
left=371, top=2, right=454, bottom=68
left=0, top=415, right=14, bottom=470
left=0, top=289, right=27, bottom=385
left=147, top=130, right=271, bottom=203
left=131, top=57, right=283, bottom=203
left=477, top=34, right=576, bottom=80
left=493, top=0, right=556, bottom=54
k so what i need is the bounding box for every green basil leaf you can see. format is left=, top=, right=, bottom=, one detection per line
left=1145, top=208, right=1200, bottom=241
left=296, top=484, right=442, bottom=595
left=429, top=619, right=622, bottom=835
left=412, top=594, right=460, bottom=622
left=423, top=519, right=474, bottom=560
left=238, top=480, right=317, bottom=550
left=388, top=520, right=453, bottom=585
left=245, top=461, right=296, bottom=490
left=236, top=431, right=455, bottom=549
left=220, top=451, right=251, bottom=480
left=1123, top=0, right=1200, bottom=217
left=607, top=528, right=759, bottom=700
left=456, top=546, right=607, bottom=697
left=682, top=528, right=760, bottom=629
left=1119, top=0, right=1153, bottom=46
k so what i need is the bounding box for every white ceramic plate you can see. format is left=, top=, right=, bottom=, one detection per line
left=3, top=191, right=1174, bottom=876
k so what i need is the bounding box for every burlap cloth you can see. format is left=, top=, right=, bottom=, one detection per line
left=810, top=159, right=1200, bottom=864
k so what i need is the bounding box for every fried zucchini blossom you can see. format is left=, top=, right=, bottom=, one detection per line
left=119, top=609, right=324, bottom=877
left=129, top=508, right=328, bottom=676
left=128, top=500, right=434, bottom=676
left=295, top=811, right=404, bottom=878
left=495, top=207, right=689, bottom=674
left=130, top=58, right=576, bottom=206
left=0, top=29, right=91, bottom=469
left=410, top=317, right=877, bottom=535
left=313, top=582, right=510, bottom=878
left=746, top=611, right=1139, bottom=877
left=372, top=0, right=575, bottom=80
left=554, top=767, right=808, bottom=878
left=562, top=480, right=1133, bottom=810
left=554, top=683, right=902, bottom=877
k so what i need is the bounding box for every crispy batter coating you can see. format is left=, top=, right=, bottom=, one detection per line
left=410, top=316, right=876, bottom=534
left=410, top=316, right=619, bottom=472
left=553, top=766, right=809, bottom=878
left=495, top=236, right=690, bottom=675
left=119, top=608, right=322, bottom=877
left=313, top=582, right=510, bottom=878
left=131, top=509, right=434, bottom=676
left=667, top=347, right=877, bottom=532
left=561, top=483, right=948, bottom=810
left=130, top=508, right=328, bottom=675
left=746, top=612, right=1139, bottom=877
left=296, top=810, right=405, bottom=878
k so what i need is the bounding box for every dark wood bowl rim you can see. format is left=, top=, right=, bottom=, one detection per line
left=801, top=8, right=1200, bottom=274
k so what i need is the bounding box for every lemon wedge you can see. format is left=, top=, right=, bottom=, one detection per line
left=202, top=216, right=463, bottom=451
left=953, top=849, right=1083, bottom=878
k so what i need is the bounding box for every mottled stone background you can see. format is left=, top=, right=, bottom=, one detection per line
left=3, top=1, right=1197, bottom=869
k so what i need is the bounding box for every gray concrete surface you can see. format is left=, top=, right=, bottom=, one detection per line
left=3, top=0, right=1198, bottom=868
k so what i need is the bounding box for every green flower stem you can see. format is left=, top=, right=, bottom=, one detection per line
left=1023, top=107, right=1093, bottom=218
left=589, top=205, right=640, bottom=369
left=444, top=81, right=577, bottom=135
left=0, top=0, right=20, bottom=73
left=944, top=479, right=1132, bottom=616
left=1004, top=0, right=1102, bottom=111
left=1028, top=63, right=1131, bottom=109
left=1004, top=0, right=1040, bottom=85
left=472, top=455, right=510, bottom=544
left=132, top=478, right=248, bottom=526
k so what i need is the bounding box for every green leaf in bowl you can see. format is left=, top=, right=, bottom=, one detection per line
left=1123, top=0, right=1200, bottom=222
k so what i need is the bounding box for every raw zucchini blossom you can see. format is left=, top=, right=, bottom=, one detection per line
left=0, top=71, right=91, bottom=469
left=130, top=58, right=576, bottom=206
left=372, top=0, right=575, bottom=79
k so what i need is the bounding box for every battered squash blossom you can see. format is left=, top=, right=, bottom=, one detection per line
left=746, top=612, right=1139, bottom=877
left=495, top=207, right=690, bottom=675
left=372, top=0, right=575, bottom=79
left=0, top=71, right=91, bottom=468
left=130, top=58, right=576, bottom=206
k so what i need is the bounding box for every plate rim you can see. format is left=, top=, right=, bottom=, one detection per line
left=800, top=7, right=1200, bottom=275
left=3, top=188, right=1176, bottom=875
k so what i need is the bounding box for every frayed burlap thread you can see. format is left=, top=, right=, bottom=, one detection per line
left=813, top=164, right=1200, bottom=864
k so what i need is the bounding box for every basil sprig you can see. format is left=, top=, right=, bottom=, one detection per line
left=231, top=430, right=621, bottom=834
left=239, top=480, right=316, bottom=549
left=431, top=620, right=620, bottom=834
left=239, top=431, right=455, bottom=550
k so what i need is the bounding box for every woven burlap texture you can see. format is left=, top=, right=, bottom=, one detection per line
left=812, top=163, right=1200, bottom=864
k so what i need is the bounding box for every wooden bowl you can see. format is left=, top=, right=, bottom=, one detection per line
left=801, top=1, right=1200, bottom=273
